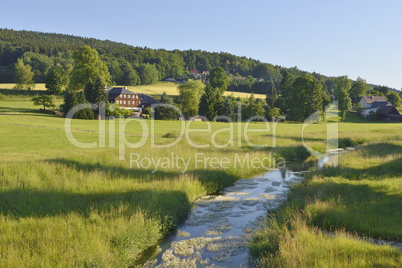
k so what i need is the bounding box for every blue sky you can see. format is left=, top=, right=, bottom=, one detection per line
left=3, top=0, right=402, bottom=89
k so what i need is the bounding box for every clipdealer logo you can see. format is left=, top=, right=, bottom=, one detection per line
left=64, top=102, right=339, bottom=172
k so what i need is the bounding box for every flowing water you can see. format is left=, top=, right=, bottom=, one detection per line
left=140, top=157, right=330, bottom=268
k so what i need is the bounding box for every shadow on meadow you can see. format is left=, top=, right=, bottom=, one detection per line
left=0, top=88, right=48, bottom=96
left=0, top=187, right=191, bottom=234
left=320, top=143, right=402, bottom=179
left=0, top=105, right=60, bottom=118
left=50, top=158, right=238, bottom=193
left=278, top=142, right=402, bottom=241
left=0, top=157, right=245, bottom=234
left=284, top=180, right=402, bottom=242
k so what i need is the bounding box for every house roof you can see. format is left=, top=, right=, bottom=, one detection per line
left=106, top=87, right=158, bottom=105
left=362, top=95, right=387, bottom=104
left=370, top=101, right=390, bottom=108
left=107, top=87, right=136, bottom=100
left=138, top=93, right=158, bottom=105
left=379, top=105, right=401, bottom=115
left=190, top=69, right=199, bottom=74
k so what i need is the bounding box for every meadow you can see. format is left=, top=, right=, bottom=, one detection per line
left=0, top=89, right=401, bottom=266
left=250, top=141, right=402, bottom=267
left=0, top=82, right=266, bottom=99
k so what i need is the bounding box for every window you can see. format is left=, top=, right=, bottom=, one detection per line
left=124, top=101, right=126, bottom=105
left=136, top=95, right=138, bottom=99
left=139, top=101, right=141, bottom=105
left=128, top=95, right=131, bottom=98
left=128, top=101, right=130, bottom=105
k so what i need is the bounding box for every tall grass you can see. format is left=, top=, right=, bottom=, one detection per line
left=1, top=99, right=402, bottom=266
left=250, top=141, right=402, bottom=267
left=251, top=213, right=401, bottom=267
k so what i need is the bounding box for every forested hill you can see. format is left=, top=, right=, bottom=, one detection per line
left=0, top=29, right=325, bottom=84
left=0, top=28, right=388, bottom=95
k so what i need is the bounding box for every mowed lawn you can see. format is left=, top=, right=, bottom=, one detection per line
left=1, top=99, right=402, bottom=266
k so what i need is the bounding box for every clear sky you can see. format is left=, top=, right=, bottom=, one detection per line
left=2, top=0, right=402, bottom=89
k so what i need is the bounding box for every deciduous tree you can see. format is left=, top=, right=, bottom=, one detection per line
left=69, top=46, right=112, bottom=91
left=177, top=79, right=205, bottom=118
left=32, top=95, right=55, bottom=110
left=350, top=77, right=369, bottom=103
left=138, top=63, right=159, bottom=85
left=334, top=76, right=352, bottom=121
left=45, top=64, right=65, bottom=95
left=14, top=58, right=35, bottom=90
left=387, top=92, right=401, bottom=107
left=209, top=67, right=229, bottom=94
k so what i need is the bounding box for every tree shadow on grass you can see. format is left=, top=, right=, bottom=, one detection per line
left=0, top=88, right=49, bottom=96
left=0, top=188, right=191, bottom=234
left=320, top=157, right=402, bottom=179
left=0, top=106, right=60, bottom=118
left=49, top=158, right=238, bottom=192
left=319, top=143, right=402, bottom=179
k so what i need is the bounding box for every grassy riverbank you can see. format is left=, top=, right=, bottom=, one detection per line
left=250, top=141, right=402, bottom=267
left=1, top=96, right=402, bottom=266
left=0, top=98, right=277, bottom=266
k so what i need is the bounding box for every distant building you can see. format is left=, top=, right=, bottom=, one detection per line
left=359, top=96, right=390, bottom=117
left=188, top=115, right=203, bottom=121
left=189, top=69, right=200, bottom=79
left=378, top=105, right=402, bottom=121
left=107, top=87, right=158, bottom=112
left=360, top=96, right=388, bottom=109
left=359, top=95, right=401, bottom=120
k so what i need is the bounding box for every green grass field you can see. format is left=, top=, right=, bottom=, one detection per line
left=0, top=82, right=266, bottom=99
left=0, top=95, right=401, bottom=266
left=250, top=141, right=402, bottom=267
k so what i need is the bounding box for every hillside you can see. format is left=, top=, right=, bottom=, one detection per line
left=0, top=29, right=325, bottom=86
left=1, top=28, right=400, bottom=97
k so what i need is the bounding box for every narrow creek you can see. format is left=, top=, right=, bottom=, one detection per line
left=140, top=157, right=330, bottom=267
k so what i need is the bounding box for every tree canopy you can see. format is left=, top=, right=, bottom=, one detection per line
left=69, top=46, right=112, bottom=91
left=177, top=79, right=205, bottom=118
left=14, top=58, right=34, bottom=90
left=209, top=66, right=229, bottom=93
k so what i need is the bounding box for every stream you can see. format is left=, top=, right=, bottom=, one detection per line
left=140, top=156, right=330, bottom=267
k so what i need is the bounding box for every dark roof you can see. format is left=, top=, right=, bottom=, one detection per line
left=107, top=87, right=135, bottom=100
left=362, top=95, right=387, bottom=104
left=138, top=93, right=158, bottom=105
left=371, top=101, right=390, bottom=108
left=379, top=105, right=401, bottom=115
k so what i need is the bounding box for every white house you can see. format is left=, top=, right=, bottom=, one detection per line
left=359, top=96, right=391, bottom=117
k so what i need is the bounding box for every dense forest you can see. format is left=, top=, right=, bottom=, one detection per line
left=0, top=28, right=337, bottom=91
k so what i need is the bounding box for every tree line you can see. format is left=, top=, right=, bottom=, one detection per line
left=1, top=28, right=335, bottom=88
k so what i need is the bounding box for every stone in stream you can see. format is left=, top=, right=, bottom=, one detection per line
left=241, top=197, right=261, bottom=206
left=271, top=181, right=281, bottom=187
